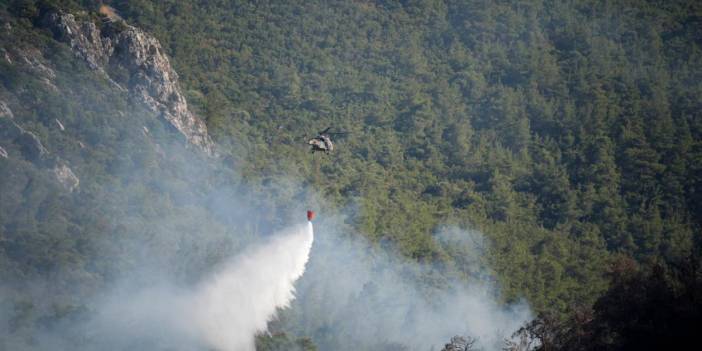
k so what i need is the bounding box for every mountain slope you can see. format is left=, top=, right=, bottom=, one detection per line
left=108, top=0, right=702, bottom=309
left=1, top=0, right=702, bottom=350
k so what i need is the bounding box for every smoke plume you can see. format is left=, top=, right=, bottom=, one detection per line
left=282, top=221, right=532, bottom=351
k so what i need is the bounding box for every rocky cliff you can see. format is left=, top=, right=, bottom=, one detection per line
left=40, top=10, right=216, bottom=155
left=1, top=7, right=218, bottom=190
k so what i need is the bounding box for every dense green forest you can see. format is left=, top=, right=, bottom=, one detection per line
left=108, top=0, right=702, bottom=308
left=1, top=0, right=701, bottom=350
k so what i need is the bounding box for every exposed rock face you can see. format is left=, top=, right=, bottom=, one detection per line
left=0, top=100, right=13, bottom=119
left=0, top=101, right=48, bottom=161
left=53, top=163, right=80, bottom=192
left=13, top=47, right=59, bottom=91
left=0, top=101, right=79, bottom=192
left=40, top=11, right=216, bottom=155
left=15, top=46, right=56, bottom=78
left=41, top=12, right=112, bottom=70
left=2, top=48, right=11, bottom=64
left=112, top=25, right=214, bottom=153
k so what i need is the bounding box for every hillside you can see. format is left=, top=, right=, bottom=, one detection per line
left=1, top=0, right=701, bottom=350
left=109, top=0, right=702, bottom=307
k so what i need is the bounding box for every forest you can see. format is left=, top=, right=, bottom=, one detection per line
left=1, top=0, right=701, bottom=350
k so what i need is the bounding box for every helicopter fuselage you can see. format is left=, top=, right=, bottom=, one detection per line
left=308, top=138, right=331, bottom=154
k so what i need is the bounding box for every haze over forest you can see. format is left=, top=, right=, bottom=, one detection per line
left=1, top=0, right=701, bottom=350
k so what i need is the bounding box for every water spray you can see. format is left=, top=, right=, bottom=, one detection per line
left=91, top=212, right=316, bottom=351
left=193, top=215, right=315, bottom=350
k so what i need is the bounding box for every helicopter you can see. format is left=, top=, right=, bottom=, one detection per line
left=307, top=127, right=348, bottom=154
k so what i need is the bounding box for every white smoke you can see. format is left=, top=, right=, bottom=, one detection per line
left=91, top=221, right=314, bottom=351
left=284, top=223, right=532, bottom=351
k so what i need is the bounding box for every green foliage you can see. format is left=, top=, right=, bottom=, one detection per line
left=102, top=0, right=701, bottom=315
left=1, top=0, right=702, bottom=348
left=256, top=332, right=317, bottom=351
left=520, top=255, right=702, bottom=350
